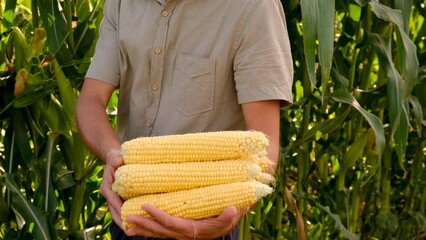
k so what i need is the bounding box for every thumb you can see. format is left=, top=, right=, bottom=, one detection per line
left=218, top=206, right=239, bottom=222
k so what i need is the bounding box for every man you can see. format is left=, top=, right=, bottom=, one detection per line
left=75, top=0, right=293, bottom=239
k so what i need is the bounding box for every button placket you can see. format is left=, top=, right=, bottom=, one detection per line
left=144, top=0, right=177, bottom=135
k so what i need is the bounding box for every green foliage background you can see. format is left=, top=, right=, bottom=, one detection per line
left=0, top=0, right=425, bottom=239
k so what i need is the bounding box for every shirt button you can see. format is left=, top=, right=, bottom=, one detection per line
left=146, top=121, right=152, bottom=127
left=162, top=10, right=169, bottom=17
left=151, top=84, right=158, bottom=91
left=154, top=48, right=162, bottom=54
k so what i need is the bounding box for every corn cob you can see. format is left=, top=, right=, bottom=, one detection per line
left=121, top=181, right=273, bottom=228
left=112, top=160, right=274, bottom=199
left=254, top=156, right=275, bottom=172
left=121, top=131, right=269, bottom=164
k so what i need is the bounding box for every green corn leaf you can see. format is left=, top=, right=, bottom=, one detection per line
left=52, top=57, right=76, bottom=125
left=337, top=131, right=370, bottom=190
left=394, top=0, right=413, bottom=33
left=341, top=131, right=369, bottom=172
left=318, top=205, right=359, bottom=240
left=37, top=0, right=67, bottom=53
left=317, top=0, right=335, bottom=97
left=76, top=0, right=91, bottom=24
left=54, top=167, right=75, bottom=191
left=11, top=27, right=31, bottom=70
left=39, top=94, right=71, bottom=137
left=13, top=116, right=33, bottom=168
left=300, top=0, right=318, bottom=86
left=0, top=191, right=10, bottom=222
left=408, top=95, right=423, bottom=136
left=2, top=0, right=17, bottom=31
left=295, top=108, right=349, bottom=147
left=370, top=33, right=408, bottom=161
left=37, top=0, right=72, bottom=62
left=369, top=1, right=419, bottom=99
left=72, top=134, right=87, bottom=181
left=331, top=89, right=385, bottom=159
left=5, top=174, right=52, bottom=240
left=44, top=134, right=58, bottom=212
left=353, top=0, right=369, bottom=7
left=331, top=67, right=349, bottom=91
left=13, top=82, right=56, bottom=108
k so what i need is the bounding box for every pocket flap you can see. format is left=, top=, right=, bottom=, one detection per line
left=177, top=54, right=214, bottom=78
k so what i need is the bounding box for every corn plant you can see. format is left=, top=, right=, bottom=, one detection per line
left=1, top=0, right=426, bottom=239
left=0, top=0, right=114, bottom=239
left=241, top=0, right=426, bottom=239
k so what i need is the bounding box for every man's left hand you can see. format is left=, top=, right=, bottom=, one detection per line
left=125, top=205, right=243, bottom=239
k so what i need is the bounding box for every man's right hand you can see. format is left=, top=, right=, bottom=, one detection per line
left=101, top=150, right=124, bottom=230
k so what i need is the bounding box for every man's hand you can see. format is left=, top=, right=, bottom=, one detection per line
left=125, top=205, right=246, bottom=239
left=100, top=149, right=124, bottom=229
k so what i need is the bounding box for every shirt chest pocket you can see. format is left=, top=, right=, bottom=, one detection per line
left=172, top=54, right=216, bottom=116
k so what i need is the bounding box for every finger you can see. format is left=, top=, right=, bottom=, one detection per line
left=216, top=206, right=240, bottom=233
left=106, top=149, right=123, bottom=168
left=125, top=227, right=157, bottom=238
left=100, top=164, right=124, bottom=229
left=142, top=204, right=195, bottom=236
left=189, top=207, right=240, bottom=239
left=143, top=204, right=239, bottom=239
left=109, top=203, right=124, bottom=230
left=100, top=166, right=123, bottom=210
left=126, top=216, right=185, bottom=239
left=217, top=206, right=239, bottom=222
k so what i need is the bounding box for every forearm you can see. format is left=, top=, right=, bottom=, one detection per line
left=242, top=100, right=281, bottom=174
left=75, top=78, right=122, bottom=164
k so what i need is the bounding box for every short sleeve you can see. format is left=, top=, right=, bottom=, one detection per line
left=85, top=0, right=120, bottom=86
left=234, top=0, right=293, bottom=107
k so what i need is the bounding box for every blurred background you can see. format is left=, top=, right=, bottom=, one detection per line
left=0, top=0, right=425, bottom=239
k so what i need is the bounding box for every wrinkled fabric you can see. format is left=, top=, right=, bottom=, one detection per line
left=86, top=0, right=294, bottom=142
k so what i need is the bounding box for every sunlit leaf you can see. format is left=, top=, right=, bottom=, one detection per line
left=2, top=0, right=17, bottom=31
left=369, top=1, right=419, bottom=98
left=318, top=205, right=359, bottom=240
left=331, top=89, right=385, bottom=158
left=300, top=0, right=318, bottom=86
left=317, top=0, right=335, bottom=98
left=394, top=0, right=413, bottom=33
left=295, top=107, right=350, bottom=146
left=408, top=95, right=423, bottom=136
left=341, top=131, right=369, bottom=172
left=5, top=174, right=52, bottom=240
left=370, top=33, right=408, bottom=162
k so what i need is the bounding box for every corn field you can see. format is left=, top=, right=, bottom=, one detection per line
left=0, top=0, right=425, bottom=239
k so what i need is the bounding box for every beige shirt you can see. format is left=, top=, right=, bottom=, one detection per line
left=86, top=0, right=293, bottom=141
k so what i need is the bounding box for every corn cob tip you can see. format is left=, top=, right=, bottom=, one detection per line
left=256, top=173, right=276, bottom=186
left=254, top=182, right=274, bottom=199
left=241, top=132, right=269, bottom=156
left=246, top=163, right=262, bottom=180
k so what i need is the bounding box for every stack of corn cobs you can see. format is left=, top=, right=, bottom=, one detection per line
left=112, top=131, right=276, bottom=228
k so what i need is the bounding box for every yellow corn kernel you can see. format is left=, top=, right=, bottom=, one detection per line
left=121, top=181, right=273, bottom=229
left=121, top=131, right=269, bottom=164
left=254, top=156, right=275, bottom=173
left=112, top=160, right=274, bottom=199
